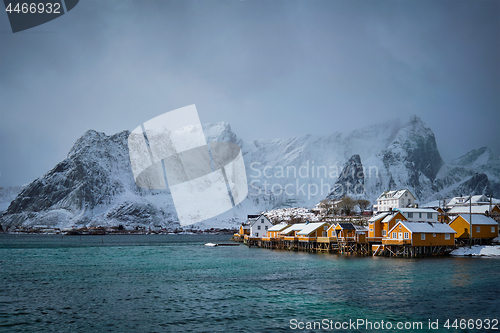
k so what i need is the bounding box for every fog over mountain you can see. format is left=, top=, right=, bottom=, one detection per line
left=1, top=115, right=498, bottom=230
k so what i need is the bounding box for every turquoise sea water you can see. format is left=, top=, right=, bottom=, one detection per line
left=0, top=234, right=498, bottom=332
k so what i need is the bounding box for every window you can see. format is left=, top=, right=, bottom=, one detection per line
left=256, top=232, right=259, bottom=237
left=257, top=226, right=261, bottom=230
left=419, top=213, right=422, bottom=218
left=392, top=232, right=397, bottom=239
left=382, top=230, right=387, bottom=236
left=404, top=232, right=409, bottom=239
left=265, top=226, right=268, bottom=230
left=492, top=226, right=496, bottom=233
left=408, top=199, right=411, bottom=204
left=433, top=233, right=436, bottom=237
left=324, top=226, right=327, bottom=230
left=421, top=233, right=426, bottom=240
left=370, top=228, right=373, bottom=232
left=445, top=233, right=450, bottom=240
left=405, top=193, right=407, bottom=197
left=476, top=226, right=480, bottom=233
left=427, top=213, right=433, bottom=219
left=408, top=212, right=413, bottom=218
left=261, top=219, right=264, bottom=223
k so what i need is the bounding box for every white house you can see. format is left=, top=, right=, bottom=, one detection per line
left=248, top=214, right=274, bottom=238
left=447, top=204, right=500, bottom=216
left=446, top=195, right=499, bottom=208
left=373, top=189, right=416, bottom=212
left=394, top=208, right=439, bottom=222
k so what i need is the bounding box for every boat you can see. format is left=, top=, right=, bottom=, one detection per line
left=204, top=243, right=218, bottom=247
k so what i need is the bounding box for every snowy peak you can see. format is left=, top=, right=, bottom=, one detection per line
left=340, top=118, right=402, bottom=161
left=1, top=115, right=498, bottom=231
left=383, top=115, right=443, bottom=183
left=451, top=146, right=497, bottom=168
left=328, top=154, right=364, bottom=200
left=68, top=129, right=131, bottom=160
left=203, top=122, right=240, bottom=145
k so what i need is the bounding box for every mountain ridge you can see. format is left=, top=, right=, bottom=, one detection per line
left=1, top=115, right=498, bottom=230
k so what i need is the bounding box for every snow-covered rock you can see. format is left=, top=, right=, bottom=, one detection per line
left=1, top=115, right=498, bottom=230
left=451, top=245, right=500, bottom=257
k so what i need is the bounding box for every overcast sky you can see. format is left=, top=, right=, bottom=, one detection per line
left=1, top=0, right=499, bottom=187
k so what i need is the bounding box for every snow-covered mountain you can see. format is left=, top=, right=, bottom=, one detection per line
left=1, top=115, right=498, bottom=230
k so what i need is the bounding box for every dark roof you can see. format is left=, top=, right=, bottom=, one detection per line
left=338, top=223, right=355, bottom=230
left=247, top=215, right=260, bottom=219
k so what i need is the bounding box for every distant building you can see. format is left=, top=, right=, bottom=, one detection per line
left=445, top=195, right=498, bottom=208
left=279, top=223, right=307, bottom=242
left=448, top=214, right=498, bottom=240
left=334, top=223, right=368, bottom=243
left=373, top=189, right=416, bottom=212
left=264, top=222, right=289, bottom=240
left=237, top=224, right=250, bottom=237
left=248, top=214, right=273, bottom=238
left=394, top=208, right=439, bottom=222
left=297, top=222, right=330, bottom=241
left=383, top=221, right=456, bottom=247
left=368, top=211, right=407, bottom=242
left=447, top=204, right=500, bottom=216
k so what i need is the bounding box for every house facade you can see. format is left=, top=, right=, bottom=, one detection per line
left=395, top=208, right=439, bottom=222
left=368, top=211, right=407, bottom=242
left=448, top=214, right=498, bottom=240
left=297, top=222, right=330, bottom=241
left=265, top=223, right=289, bottom=239
left=249, top=214, right=274, bottom=238
left=373, top=189, right=416, bottom=212
left=279, top=223, right=307, bottom=241
left=383, top=221, right=456, bottom=247
left=447, top=204, right=500, bottom=216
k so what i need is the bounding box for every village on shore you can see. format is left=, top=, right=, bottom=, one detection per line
left=233, top=189, right=500, bottom=257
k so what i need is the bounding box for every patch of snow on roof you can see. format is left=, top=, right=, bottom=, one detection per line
left=368, top=212, right=389, bottom=222
left=267, top=223, right=289, bottom=231
left=353, top=225, right=368, bottom=232
left=376, top=189, right=410, bottom=200
left=381, top=214, right=400, bottom=223
left=297, top=222, right=328, bottom=235
left=458, top=214, right=498, bottom=225
left=396, top=208, right=438, bottom=213
left=448, top=205, right=497, bottom=215
left=398, top=221, right=455, bottom=234
left=280, top=223, right=307, bottom=235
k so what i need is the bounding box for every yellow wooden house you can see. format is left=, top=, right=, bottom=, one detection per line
left=262, top=223, right=289, bottom=241
left=279, top=223, right=307, bottom=242
left=448, top=214, right=498, bottom=240
left=234, top=223, right=250, bottom=239
left=296, top=222, right=330, bottom=242
left=383, top=221, right=456, bottom=247
left=335, top=223, right=356, bottom=242
left=368, top=211, right=406, bottom=242
left=318, top=224, right=339, bottom=243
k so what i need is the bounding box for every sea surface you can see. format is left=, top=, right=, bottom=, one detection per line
left=1, top=234, right=498, bottom=332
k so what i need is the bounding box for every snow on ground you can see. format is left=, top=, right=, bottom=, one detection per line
left=264, top=207, right=320, bottom=223
left=451, top=245, right=500, bottom=257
